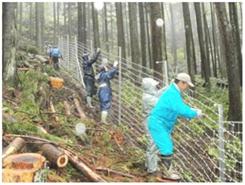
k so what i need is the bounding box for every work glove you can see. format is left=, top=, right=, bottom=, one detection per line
left=113, top=60, right=119, bottom=68
left=96, top=48, right=101, bottom=53
left=196, top=108, right=203, bottom=118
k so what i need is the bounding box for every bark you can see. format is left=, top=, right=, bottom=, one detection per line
left=182, top=3, right=196, bottom=83
left=115, top=2, right=126, bottom=60
left=215, top=3, right=242, bottom=121
left=39, top=143, right=68, bottom=167
left=150, top=3, right=163, bottom=81
left=138, top=2, right=147, bottom=73
left=92, top=3, right=100, bottom=48
left=3, top=2, right=17, bottom=86
left=229, top=3, right=242, bottom=87
left=3, top=137, right=26, bottom=159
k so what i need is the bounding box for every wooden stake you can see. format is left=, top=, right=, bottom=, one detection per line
left=73, top=98, right=86, bottom=120
left=63, top=100, right=71, bottom=116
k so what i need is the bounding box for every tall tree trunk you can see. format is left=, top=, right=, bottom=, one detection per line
left=92, top=3, right=100, bottom=49
left=182, top=3, right=195, bottom=83
left=29, top=3, right=34, bottom=40
left=215, top=3, right=242, bottom=122
left=35, top=3, right=42, bottom=49
left=78, top=2, right=83, bottom=55
left=145, top=5, right=152, bottom=68
left=115, top=2, right=126, bottom=60
left=138, top=2, right=147, bottom=72
left=150, top=3, right=163, bottom=81
left=40, top=3, right=44, bottom=48
left=57, top=3, right=60, bottom=39
left=194, top=3, right=210, bottom=88
left=53, top=2, right=57, bottom=44
left=63, top=3, right=67, bottom=34
left=169, top=4, right=177, bottom=71
left=229, top=3, right=242, bottom=87
left=210, top=3, right=218, bottom=77
left=104, top=3, right=109, bottom=53
left=161, top=3, right=167, bottom=62
left=19, top=3, right=23, bottom=34
left=202, top=4, right=212, bottom=78
left=3, top=2, right=17, bottom=86
left=128, top=3, right=141, bottom=70
left=68, top=3, right=72, bottom=38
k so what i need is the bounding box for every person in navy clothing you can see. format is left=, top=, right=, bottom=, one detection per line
left=96, top=61, right=118, bottom=124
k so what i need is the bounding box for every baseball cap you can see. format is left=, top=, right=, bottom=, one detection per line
left=175, top=73, right=194, bottom=87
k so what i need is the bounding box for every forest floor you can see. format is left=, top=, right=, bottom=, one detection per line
left=2, top=48, right=165, bottom=182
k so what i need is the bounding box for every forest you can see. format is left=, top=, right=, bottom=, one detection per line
left=2, top=1, right=243, bottom=183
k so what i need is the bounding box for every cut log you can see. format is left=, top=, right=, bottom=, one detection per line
left=63, top=149, right=106, bottom=182
left=2, top=137, right=26, bottom=159
left=73, top=98, right=86, bottom=120
left=49, top=100, right=59, bottom=122
left=96, top=167, right=135, bottom=178
left=3, top=153, right=46, bottom=182
left=63, top=100, right=71, bottom=116
left=39, top=143, right=68, bottom=168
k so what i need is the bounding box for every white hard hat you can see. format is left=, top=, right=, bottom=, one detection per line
left=142, top=78, right=159, bottom=88
left=175, top=73, right=194, bottom=87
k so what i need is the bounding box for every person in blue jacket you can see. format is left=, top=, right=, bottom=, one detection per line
left=96, top=61, right=118, bottom=124
left=82, top=48, right=101, bottom=108
left=50, top=46, right=63, bottom=70
left=147, top=73, right=202, bottom=180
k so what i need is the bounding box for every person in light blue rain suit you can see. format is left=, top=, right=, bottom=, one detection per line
left=96, top=61, right=118, bottom=124
left=147, top=73, right=202, bottom=180
left=50, top=46, right=63, bottom=70
left=142, top=78, right=167, bottom=174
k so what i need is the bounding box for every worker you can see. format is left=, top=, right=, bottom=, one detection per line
left=96, top=61, right=118, bottom=124
left=147, top=73, right=202, bottom=180
left=82, top=48, right=101, bottom=108
left=142, top=78, right=166, bottom=174
left=50, top=46, right=63, bottom=70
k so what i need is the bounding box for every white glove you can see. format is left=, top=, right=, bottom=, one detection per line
left=196, top=109, right=203, bottom=118
left=113, top=60, right=118, bottom=68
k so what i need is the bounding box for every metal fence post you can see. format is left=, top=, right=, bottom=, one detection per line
left=164, top=60, right=169, bottom=86
left=118, top=47, right=122, bottom=125
left=218, top=104, right=225, bottom=182
left=74, top=36, right=85, bottom=88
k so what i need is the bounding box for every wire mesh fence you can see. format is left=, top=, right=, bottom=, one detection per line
left=58, top=36, right=242, bottom=182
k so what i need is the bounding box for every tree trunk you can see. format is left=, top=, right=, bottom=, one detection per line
left=139, top=2, right=147, bottom=73
left=39, top=143, right=68, bottom=168
left=57, top=3, right=60, bottom=38
left=182, top=3, right=196, bottom=83
left=104, top=3, right=109, bottom=53
left=229, top=3, right=242, bottom=87
left=35, top=3, right=42, bottom=49
left=194, top=3, right=210, bottom=88
left=128, top=3, right=141, bottom=77
left=3, top=2, right=17, bottom=86
left=19, top=3, right=23, bottom=34
left=145, top=5, right=152, bottom=68
left=3, top=137, right=26, bottom=159
left=150, top=3, right=163, bottom=81
left=53, top=2, right=57, bottom=44
left=169, top=4, right=177, bottom=71
left=29, top=3, right=34, bottom=40
left=115, top=2, right=126, bottom=60
left=215, top=3, right=242, bottom=122
left=92, top=3, right=100, bottom=49
left=161, top=3, right=167, bottom=62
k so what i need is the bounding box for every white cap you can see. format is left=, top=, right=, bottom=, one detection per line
left=175, top=73, right=194, bottom=87
left=142, top=78, right=159, bottom=87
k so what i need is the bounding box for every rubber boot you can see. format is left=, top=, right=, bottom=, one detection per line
left=161, top=155, right=181, bottom=180
left=101, top=111, right=108, bottom=124
left=86, top=96, right=94, bottom=108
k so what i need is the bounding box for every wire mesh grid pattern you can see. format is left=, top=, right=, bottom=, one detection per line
left=58, top=36, right=242, bottom=182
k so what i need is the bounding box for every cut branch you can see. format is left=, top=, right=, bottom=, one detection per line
left=2, top=137, right=26, bottom=159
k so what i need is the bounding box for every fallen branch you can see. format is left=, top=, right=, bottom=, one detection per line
left=63, top=149, right=106, bottom=182
left=96, top=167, right=135, bottom=179
left=2, top=137, right=26, bottom=159
left=73, top=98, right=86, bottom=120
left=35, top=54, right=48, bottom=63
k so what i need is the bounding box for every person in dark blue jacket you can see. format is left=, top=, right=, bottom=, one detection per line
left=50, top=46, right=63, bottom=70
left=96, top=61, right=118, bottom=124
left=82, top=48, right=101, bottom=108
left=147, top=73, right=202, bottom=180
